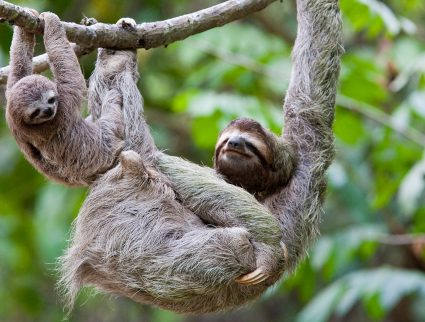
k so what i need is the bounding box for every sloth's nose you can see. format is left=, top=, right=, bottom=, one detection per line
left=228, top=137, right=244, bottom=149
left=43, top=107, right=53, bottom=117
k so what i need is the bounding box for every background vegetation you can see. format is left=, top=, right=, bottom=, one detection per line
left=0, top=0, right=424, bottom=321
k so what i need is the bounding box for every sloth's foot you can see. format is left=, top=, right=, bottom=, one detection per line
left=27, top=8, right=39, bottom=17
left=236, top=267, right=267, bottom=285
left=81, top=16, right=98, bottom=26
left=120, top=150, right=145, bottom=175
left=117, top=18, right=137, bottom=31
left=236, top=242, right=287, bottom=285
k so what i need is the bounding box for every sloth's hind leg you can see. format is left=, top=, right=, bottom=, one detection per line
left=169, top=226, right=257, bottom=287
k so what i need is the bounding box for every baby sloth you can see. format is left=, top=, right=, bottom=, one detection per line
left=5, top=12, right=124, bottom=186
left=214, top=118, right=296, bottom=200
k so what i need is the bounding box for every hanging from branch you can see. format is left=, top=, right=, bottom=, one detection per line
left=1, top=0, right=343, bottom=314
left=58, top=0, right=343, bottom=314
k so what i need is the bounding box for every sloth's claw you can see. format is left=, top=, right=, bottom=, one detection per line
left=236, top=268, right=267, bottom=285
left=81, top=16, right=98, bottom=26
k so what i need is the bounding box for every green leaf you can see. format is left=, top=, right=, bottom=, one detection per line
left=363, top=292, right=386, bottom=320
left=334, top=109, right=368, bottom=146
left=33, top=184, right=84, bottom=264
left=398, top=153, right=425, bottom=216
left=340, top=53, right=387, bottom=104
left=311, top=237, right=334, bottom=271
left=408, top=91, right=425, bottom=118
left=172, top=89, right=199, bottom=113
left=341, top=0, right=415, bottom=36
left=191, top=113, right=221, bottom=149
left=310, top=225, right=385, bottom=277
left=296, top=281, right=346, bottom=322
left=151, top=309, right=182, bottom=322
left=298, top=268, right=425, bottom=322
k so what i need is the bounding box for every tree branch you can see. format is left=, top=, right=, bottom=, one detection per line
left=0, top=43, right=92, bottom=85
left=0, top=0, right=278, bottom=84
left=374, top=233, right=425, bottom=246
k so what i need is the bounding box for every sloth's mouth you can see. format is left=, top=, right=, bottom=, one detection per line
left=222, top=148, right=251, bottom=158
left=43, top=113, right=56, bottom=122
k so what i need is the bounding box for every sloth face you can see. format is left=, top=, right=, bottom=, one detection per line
left=214, top=118, right=274, bottom=194
left=24, top=89, right=58, bottom=124
left=8, top=75, right=59, bottom=126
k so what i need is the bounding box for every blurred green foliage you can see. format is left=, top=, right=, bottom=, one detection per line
left=0, top=0, right=425, bottom=321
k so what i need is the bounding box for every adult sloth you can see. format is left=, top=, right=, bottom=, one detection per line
left=60, top=0, right=343, bottom=314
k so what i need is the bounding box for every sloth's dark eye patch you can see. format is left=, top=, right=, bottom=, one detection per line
left=47, top=97, right=56, bottom=104
left=30, top=109, right=40, bottom=119
left=28, top=143, right=42, bottom=160
left=245, top=141, right=268, bottom=168
left=245, top=141, right=256, bottom=150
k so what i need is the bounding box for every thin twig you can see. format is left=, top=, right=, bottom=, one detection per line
left=374, top=234, right=425, bottom=246
left=337, top=95, right=425, bottom=148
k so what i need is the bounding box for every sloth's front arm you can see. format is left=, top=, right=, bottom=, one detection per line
left=41, top=12, right=87, bottom=113
left=157, top=153, right=286, bottom=284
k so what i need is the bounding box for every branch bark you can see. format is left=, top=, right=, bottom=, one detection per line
left=0, top=43, right=91, bottom=85
left=0, top=0, right=278, bottom=84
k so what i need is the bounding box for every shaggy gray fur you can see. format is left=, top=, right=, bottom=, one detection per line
left=59, top=42, right=285, bottom=313
left=159, top=0, right=344, bottom=298
left=5, top=12, right=124, bottom=186
left=87, top=47, right=155, bottom=161
left=59, top=0, right=343, bottom=313
left=60, top=150, right=285, bottom=313
left=265, top=0, right=344, bottom=272
left=214, top=0, right=343, bottom=274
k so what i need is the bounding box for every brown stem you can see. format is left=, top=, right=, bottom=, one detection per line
left=0, top=0, right=278, bottom=48
left=0, top=0, right=279, bottom=84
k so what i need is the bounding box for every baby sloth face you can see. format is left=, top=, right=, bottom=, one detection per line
left=8, top=75, right=59, bottom=126
left=24, top=89, right=58, bottom=124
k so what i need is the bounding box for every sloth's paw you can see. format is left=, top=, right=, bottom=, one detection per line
left=235, top=267, right=268, bottom=286
left=81, top=16, right=98, bottom=26
left=117, top=18, right=137, bottom=31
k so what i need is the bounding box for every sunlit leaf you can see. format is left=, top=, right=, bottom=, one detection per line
left=299, top=268, right=425, bottom=322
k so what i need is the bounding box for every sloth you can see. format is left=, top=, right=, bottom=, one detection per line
left=60, top=0, right=343, bottom=313
left=60, top=149, right=285, bottom=314
left=141, top=0, right=343, bottom=290
left=214, top=117, right=296, bottom=200
left=5, top=12, right=124, bottom=186
left=59, top=24, right=286, bottom=313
